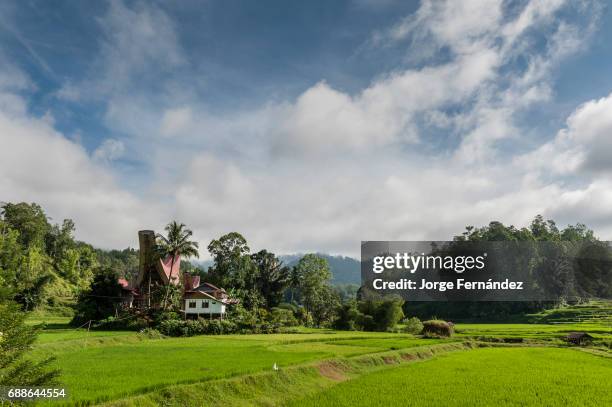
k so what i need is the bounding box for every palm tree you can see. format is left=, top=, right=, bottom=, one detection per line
left=156, top=221, right=199, bottom=310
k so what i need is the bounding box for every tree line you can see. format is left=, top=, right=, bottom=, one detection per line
left=403, top=215, right=611, bottom=321
left=2, top=202, right=609, bottom=331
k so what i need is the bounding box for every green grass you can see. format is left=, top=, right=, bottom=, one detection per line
left=102, top=342, right=474, bottom=407
left=32, top=330, right=436, bottom=404
left=323, top=337, right=456, bottom=349
left=288, top=347, right=612, bottom=407
left=27, top=300, right=611, bottom=405
left=527, top=300, right=612, bottom=324
left=35, top=322, right=611, bottom=405
left=456, top=322, right=611, bottom=337
left=26, top=315, right=73, bottom=326
left=36, top=330, right=136, bottom=344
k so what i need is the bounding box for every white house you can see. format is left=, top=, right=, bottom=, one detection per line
left=182, top=280, right=238, bottom=319
left=185, top=296, right=226, bottom=317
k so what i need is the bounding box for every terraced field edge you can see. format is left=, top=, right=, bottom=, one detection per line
left=99, top=342, right=479, bottom=407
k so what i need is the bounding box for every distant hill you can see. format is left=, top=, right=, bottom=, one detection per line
left=190, top=254, right=361, bottom=285
left=280, top=253, right=360, bottom=285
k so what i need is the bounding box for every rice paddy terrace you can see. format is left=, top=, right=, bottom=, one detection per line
left=28, top=301, right=611, bottom=406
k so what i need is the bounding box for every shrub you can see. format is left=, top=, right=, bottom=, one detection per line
left=269, top=308, right=299, bottom=327
left=277, top=302, right=298, bottom=313
left=157, top=318, right=239, bottom=336
left=158, top=319, right=184, bottom=336
left=376, top=297, right=404, bottom=331
left=93, top=312, right=151, bottom=331
left=229, top=304, right=258, bottom=331
left=138, top=328, right=164, bottom=339
left=403, top=317, right=424, bottom=334
left=295, top=306, right=313, bottom=327
left=126, top=318, right=150, bottom=331
left=422, top=319, right=454, bottom=337
left=358, top=297, right=404, bottom=331
left=333, top=301, right=362, bottom=330
left=153, top=311, right=181, bottom=326
left=358, top=314, right=375, bottom=331
left=332, top=297, right=406, bottom=332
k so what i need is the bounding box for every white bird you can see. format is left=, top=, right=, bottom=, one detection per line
left=273, top=363, right=279, bottom=371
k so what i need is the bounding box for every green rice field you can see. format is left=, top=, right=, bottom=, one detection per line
left=26, top=301, right=612, bottom=406
left=288, top=347, right=612, bottom=407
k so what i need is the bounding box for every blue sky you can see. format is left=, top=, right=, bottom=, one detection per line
left=2, top=0, right=612, bottom=257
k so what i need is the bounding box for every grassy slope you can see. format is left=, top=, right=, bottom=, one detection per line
left=288, top=347, right=612, bottom=407
left=527, top=300, right=612, bottom=324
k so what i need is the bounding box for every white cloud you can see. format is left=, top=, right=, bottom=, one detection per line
left=379, top=0, right=505, bottom=54
left=520, top=92, right=612, bottom=174
left=4, top=0, right=611, bottom=257
left=161, top=107, right=193, bottom=137
left=271, top=48, right=500, bottom=155
left=95, top=0, right=185, bottom=94
left=548, top=180, right=612, bottom=235
left=93, top=138, right=126, bottom=162
left=0, top=54, right=160, bottom=248
left=56, top=0, right=186, bottom=106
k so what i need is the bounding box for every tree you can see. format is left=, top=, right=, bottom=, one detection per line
left=407, top=215, right=608, bottom=321
left=95, top=247, right=139, bottom=280
left=16, top=246, right=52, bottom=311
left=332, top=300, right=361, bottom=330
left=293, top=254, right=338, bottom=326
left=373, top=296, right=404, bottom=331
left=333, top=296, right=404, bottom=332
left=0, top=301, right=59, bottom=386
left=288, top=266, right=301, bottom=304
left=45, top=219, right=76, bottom=263
left=1, top=203, right=98, bottom=311
left=251, top=250, right=290, bottom=308
left=530, top=215, right=560, bottom=241
left=207, top=232, right=250, bottom=288
left=0, top=226, right=22, bottom=298
left=334, top=284, right=360, bottom=302
left=71, top=267, right=123, bottom=325
left=1, top=202, right=50, bottom=249
left=156, top=221, right=200, bottom=310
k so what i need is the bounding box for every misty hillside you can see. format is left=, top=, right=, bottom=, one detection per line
left=280, top=254, right=360, bottom=285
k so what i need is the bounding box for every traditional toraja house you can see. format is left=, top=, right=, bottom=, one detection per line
left=134, top=230, right=182, bottom=308
left=118, top=230, right=237, bottom=318
left=118, top=278, right=137, bottom=308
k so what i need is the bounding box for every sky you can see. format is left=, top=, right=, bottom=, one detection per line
left=2, top=0, right=612, bottom=258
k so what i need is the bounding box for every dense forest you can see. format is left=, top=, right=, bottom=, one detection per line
left=403, top=216, right=612, bottom=321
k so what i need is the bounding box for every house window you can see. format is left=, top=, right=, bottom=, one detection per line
left=203, top=301, right=209, bottom=309
left=188, top=301, right=196, bottom=309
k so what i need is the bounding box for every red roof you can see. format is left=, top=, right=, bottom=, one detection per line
left=118, top=278, right=130, bottom=288
left=159, top=255, right=181, bottom=285
left=184, top=274, right=201, bottom=291
left=117, top=278, right=139, bottom=294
